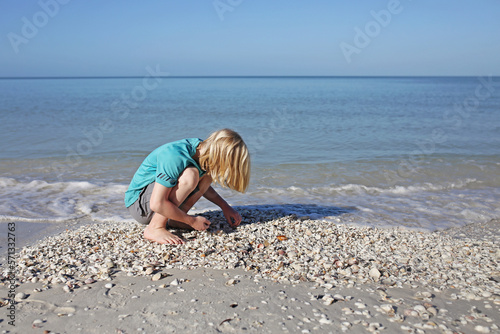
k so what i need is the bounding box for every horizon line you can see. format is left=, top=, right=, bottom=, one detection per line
left=0, top=75, right=497, bottom=80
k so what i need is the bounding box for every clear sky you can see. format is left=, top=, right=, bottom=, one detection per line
left=1, top=0, right=499, bottom=77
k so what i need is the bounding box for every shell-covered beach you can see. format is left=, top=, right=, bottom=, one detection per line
left=2, top=209, right=499, bottom=333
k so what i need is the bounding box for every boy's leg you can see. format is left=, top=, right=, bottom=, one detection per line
left=167, top=167, right=201, bottom=208
left=144, top=167, right=200, bottom=244
left=145, top=212, right=184, bottom=244
left=167, top=173, right=212, bottom=229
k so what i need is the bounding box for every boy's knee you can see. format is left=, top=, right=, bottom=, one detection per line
left=178, top=167, right=199, bottom=190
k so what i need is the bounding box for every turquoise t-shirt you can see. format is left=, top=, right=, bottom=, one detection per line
left=124, top=138, right=205, bottom=207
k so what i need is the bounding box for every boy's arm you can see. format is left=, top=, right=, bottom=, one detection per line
left=203, top=186, right=242, bottom=227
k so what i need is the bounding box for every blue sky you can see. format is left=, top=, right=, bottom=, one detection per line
left=1, top=0, right=499, bottom=77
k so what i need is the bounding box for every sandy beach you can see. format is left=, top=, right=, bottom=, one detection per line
left=1, top=210, right=499, bottom=334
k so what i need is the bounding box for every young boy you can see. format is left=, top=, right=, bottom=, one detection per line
left=125, top=129, right=250, bottom=245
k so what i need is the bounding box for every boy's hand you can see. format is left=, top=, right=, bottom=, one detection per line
left=192, top=216, right=211, bottom=231
left=223, top=206, right=242, bottom=228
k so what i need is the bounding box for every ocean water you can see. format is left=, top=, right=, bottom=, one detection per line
left=0, top=76, right=499, bottom=231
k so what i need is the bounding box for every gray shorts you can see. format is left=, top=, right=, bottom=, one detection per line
left=127, top=182, right=156, bottom=225
left=127, top=182, right=199, bottom=225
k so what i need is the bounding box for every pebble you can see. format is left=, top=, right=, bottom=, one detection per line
left=170, top=279, right=179, bottom=286
left=104, top=283, right=114, bottom=289
left=151, top=273, right=162, bottom=281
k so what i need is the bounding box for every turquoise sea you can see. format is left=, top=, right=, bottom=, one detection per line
left=0, top=76, right=499, bottom=230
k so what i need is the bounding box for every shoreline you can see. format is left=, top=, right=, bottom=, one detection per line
left=1, top=210, right=499, bottom=333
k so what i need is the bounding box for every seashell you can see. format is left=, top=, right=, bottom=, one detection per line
left=12, top=208, right=500, bottom=297
left=323, top=297, right=335, bottom=305
left=403, top=309, right=419, bottom=317
left=32, top=319, right=43, bottom=326
left=15, top=292, right=28, bottom=301
left=379, top=304, right=395, bottom=315
left=84, top=278, right=96, bottom=284
left=342, top=307, right=354, bottom=315
left=414, top=304, right=426, bottom=314
left=355, top=302, right=366, bottom=309
left=369, top=268, right=381, bottom=281
left=474, top=325, right=491, bottom=333
left=414, top=291, right=432, bottom=300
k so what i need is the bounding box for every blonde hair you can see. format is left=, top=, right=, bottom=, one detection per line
left=199, top=129, right=250, bottom=193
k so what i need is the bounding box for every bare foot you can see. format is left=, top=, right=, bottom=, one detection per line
left=144, top=226, right=185, bottom=245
